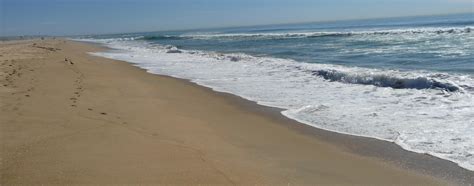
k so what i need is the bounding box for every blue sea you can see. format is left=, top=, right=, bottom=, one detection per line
left=78, top=13, right=474, bottom=170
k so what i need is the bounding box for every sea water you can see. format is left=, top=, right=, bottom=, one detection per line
left=77, top=13, right=474, bottom=171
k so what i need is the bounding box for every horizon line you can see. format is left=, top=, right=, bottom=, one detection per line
left=2, top=11, right=472, bottom=38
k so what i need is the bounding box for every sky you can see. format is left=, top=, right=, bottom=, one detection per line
left=1, top=0, right=473, bottom=36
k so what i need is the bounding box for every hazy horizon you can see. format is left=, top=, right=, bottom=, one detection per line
left=1, top=0, right=473, bottom=37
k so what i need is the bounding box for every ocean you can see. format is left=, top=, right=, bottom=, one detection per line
left=77, top=13, right=474, bottom=171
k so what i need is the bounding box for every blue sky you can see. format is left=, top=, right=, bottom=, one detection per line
left=1, top=0, right=473, bottom=36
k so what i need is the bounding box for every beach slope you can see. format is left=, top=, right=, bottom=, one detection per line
left=0, top=39, right=443, bottom=184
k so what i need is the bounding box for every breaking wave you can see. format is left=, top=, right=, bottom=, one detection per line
left=136, top=27, right=473, bottom=41
left=137, top=35, right=189, bottom=40
left=311, top=69, right=462, bottom=92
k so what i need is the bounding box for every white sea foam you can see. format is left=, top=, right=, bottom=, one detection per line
left=179, top=27, right=474, bottom=40
left=81, top=38, right=474, bottom=171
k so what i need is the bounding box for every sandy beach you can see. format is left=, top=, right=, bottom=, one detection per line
left=0, top=39, right=467, bottom=184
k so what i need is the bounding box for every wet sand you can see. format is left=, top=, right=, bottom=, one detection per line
left=0, top=39, right=466, bottom=184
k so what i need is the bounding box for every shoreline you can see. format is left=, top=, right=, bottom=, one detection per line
left=128, top=60, right=474, bottom=185
left=85, top=33, right=474, bottom=174
left=1, top=38, right=470, bottom=184
left=83, top=40, right=474, bottom=184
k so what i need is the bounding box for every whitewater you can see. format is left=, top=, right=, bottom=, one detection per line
left=77, top=13, right=474, bottom=171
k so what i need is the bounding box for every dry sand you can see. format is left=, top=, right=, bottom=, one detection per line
left=0, top=39, right=450, bottom=184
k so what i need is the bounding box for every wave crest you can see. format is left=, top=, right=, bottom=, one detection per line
left=311, top=69, right=462, bottom=92
left=138, top=35, right=188, bottom=40
left=174, top=27, right=473, bottom=40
